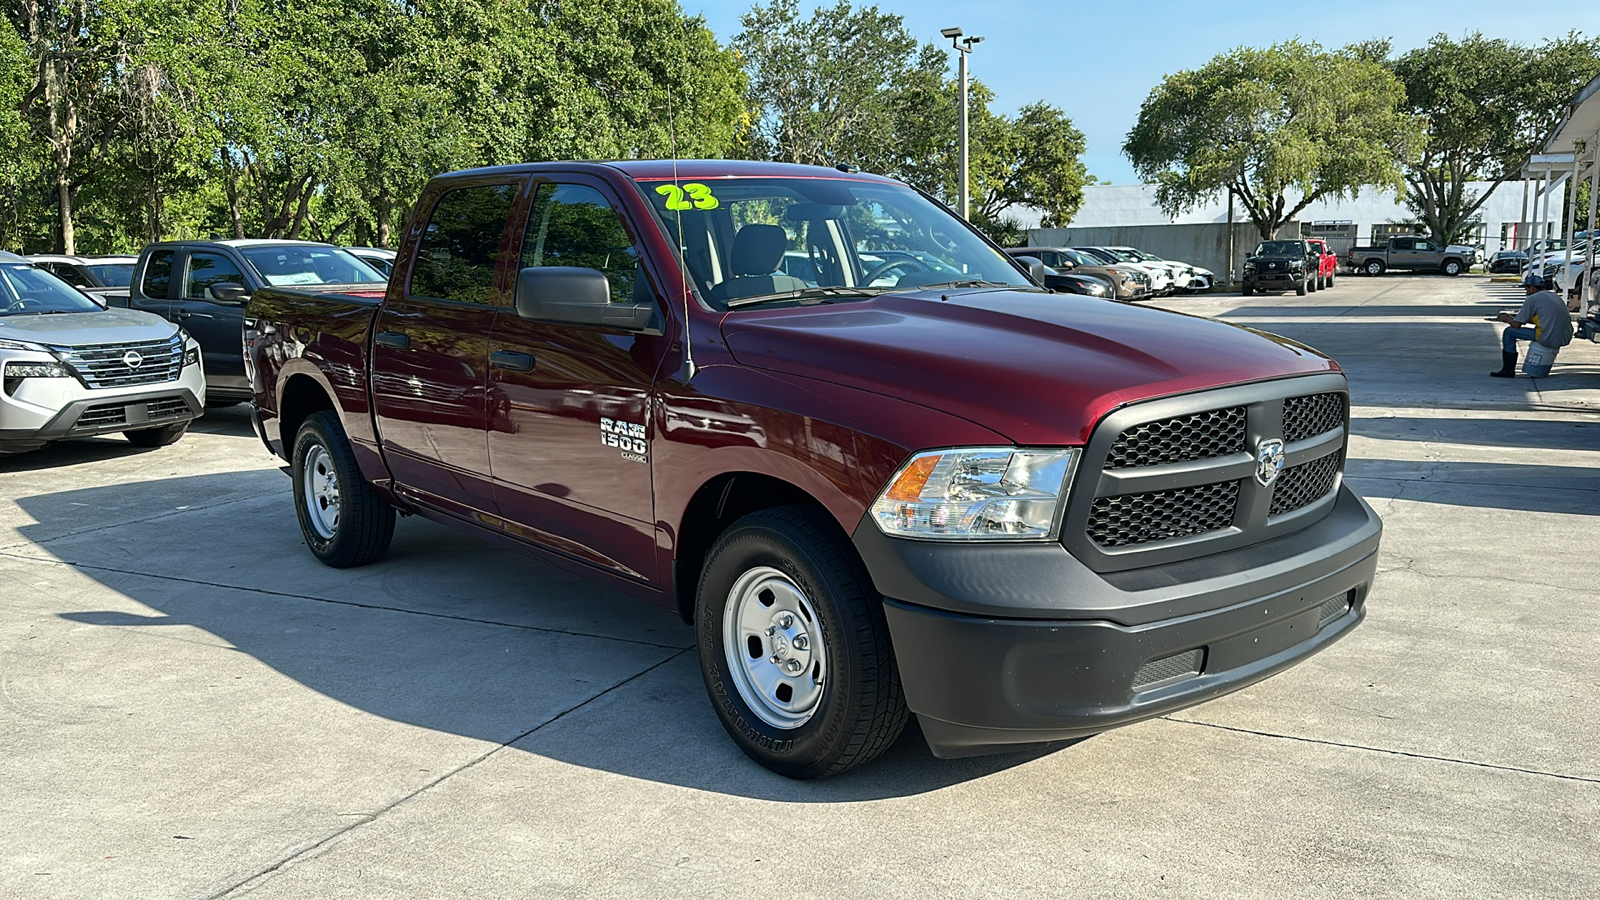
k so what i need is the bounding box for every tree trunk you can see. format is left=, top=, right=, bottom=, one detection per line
left=56, top=169, right=75, bottom=255
left=222, top=149, right=246, bottom=238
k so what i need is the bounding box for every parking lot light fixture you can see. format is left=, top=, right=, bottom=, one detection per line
left=945, top=29, right=983, bottom=221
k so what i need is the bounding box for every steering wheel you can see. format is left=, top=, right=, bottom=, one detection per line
left=861, top=258, right=932, bottom=286
left=6, top=298, right=42, bottom=312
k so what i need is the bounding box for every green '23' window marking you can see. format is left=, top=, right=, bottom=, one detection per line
left=656, top=183, right=720, bottom=211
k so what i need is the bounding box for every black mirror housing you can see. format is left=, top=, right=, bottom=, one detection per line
left=208, top=282, right=249, bottom=305
left=514, top=266, right=660, bottom=333
left=1012, top=255, right=1050, bottom=284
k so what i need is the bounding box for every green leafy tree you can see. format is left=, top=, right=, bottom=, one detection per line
left=1392, top=32, right=1600, bottom=245
left=1126, top=40, right=1421, bottom=240
left=0, top=19, right=35, bottom=248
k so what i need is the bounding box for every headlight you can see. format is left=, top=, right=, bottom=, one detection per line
left=3, top=359, right=71, bottom=395
left=1087, top=283, right=1108, bottom=297
left=870, top=447, right=1080, bottom=541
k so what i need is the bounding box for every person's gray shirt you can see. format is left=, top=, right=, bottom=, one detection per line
left=1515, top=289, right=1574, bottom=347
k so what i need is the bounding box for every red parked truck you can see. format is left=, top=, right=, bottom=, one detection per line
left=246, top=161, right=1382, bottom=778
left=1305, top=238, right=1339, bottom=290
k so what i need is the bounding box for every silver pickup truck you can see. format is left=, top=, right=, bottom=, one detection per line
left=1347, top=236, right=1477, bottom=277
left=0, top=251, right=205, bottom=454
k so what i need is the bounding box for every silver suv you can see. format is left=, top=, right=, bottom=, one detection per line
left=0, top=251, right=205, bottom=454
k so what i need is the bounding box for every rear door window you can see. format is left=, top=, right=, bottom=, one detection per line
left=409, top=183, right=518, bottom=305
left=141, top=250, right=175, bottom=300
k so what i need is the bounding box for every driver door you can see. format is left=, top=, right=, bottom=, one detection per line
left=172, top=249, right=252, bottom=397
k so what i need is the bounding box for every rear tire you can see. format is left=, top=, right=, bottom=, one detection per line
left=124, top=423, right=187, bottom=447
left=292, top=410, right=395, bottom=568
left=696, top=505, right=907, bottom=779
left=1364, top=259, right=1385, bottom=277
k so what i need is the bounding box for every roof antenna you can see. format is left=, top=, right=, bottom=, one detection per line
left=667, top=84, right=696, bottom=382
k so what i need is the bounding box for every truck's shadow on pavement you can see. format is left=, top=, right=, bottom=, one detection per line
left=26, top=473, right=1059, bottom=801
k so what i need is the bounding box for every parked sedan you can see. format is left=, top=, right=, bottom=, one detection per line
left=1004, top=247, right=1150, bottom=300
left=1489, top=250, right=1527, bottom=274
left=27, top=254, right=138, bottom=306
left=344, top=246, right=397, bottom=277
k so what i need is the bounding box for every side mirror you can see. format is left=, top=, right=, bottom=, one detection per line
left=208, top=282, right=250, bottom=305
left=514, top=266, right=660, bottom=333
left=1012, top=255, right=1050, bottom=283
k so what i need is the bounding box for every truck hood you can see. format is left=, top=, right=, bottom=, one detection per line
left=0, top=308, right=178, bottom=347
left=720, top=289, right=1339, bottom=446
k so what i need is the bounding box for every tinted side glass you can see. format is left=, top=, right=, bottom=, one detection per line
left=409, top=183, right=517, bottom=305
left=141, top=250, right=175, bottom=300
left=186, top=252, right=247, bottom=300
left=522, top=183, right=643, bottom=304
left=54, top=264, right=91, bottom=286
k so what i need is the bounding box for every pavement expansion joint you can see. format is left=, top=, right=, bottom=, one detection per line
left=1161, top=716, right=1600, bottom=785
left=0, top=550, right=693, bottom=651
left=202, top=647, right=692, bottom=900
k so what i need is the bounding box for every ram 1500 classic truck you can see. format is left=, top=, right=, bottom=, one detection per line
left=246, top=160, right=1384, bottom=779
left=1347, top=236, right=1476, bottom=276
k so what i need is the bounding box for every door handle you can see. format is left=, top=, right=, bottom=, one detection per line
left=490, top=350, right=535, bottom=371
left=374, top=332, right=409, bottom=350
left=172, top=309, right=193, bottom=319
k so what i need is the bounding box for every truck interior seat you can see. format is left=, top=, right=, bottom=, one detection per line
left=711, top=224, right=807, bottom=305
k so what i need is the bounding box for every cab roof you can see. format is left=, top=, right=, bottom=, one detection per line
left=436, top=159, right=901, bottom=185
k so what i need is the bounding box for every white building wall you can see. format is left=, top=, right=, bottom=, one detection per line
left=1058, top=181, right=1568, bottom=253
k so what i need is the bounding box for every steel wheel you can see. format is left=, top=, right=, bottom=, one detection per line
left=722, top=566, right=828, bottom=729
left=302, top=443, right=341, bottom=540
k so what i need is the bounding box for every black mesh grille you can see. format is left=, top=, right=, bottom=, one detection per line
left=1269, top=452, right=1341, bottom=516
left=1318, top=590, right=1354, bottom=625
left=1283, top=392, right=1344, bottom=443
left=146, top=397, right=188, bottom=419
left=1088, top=480, right=1239, bottom=548
left=1132, top=649, right=1204, bottom=689
left=75, top=402, right=128, bottom=428
left=1106, top=406, right=1246, bottom=469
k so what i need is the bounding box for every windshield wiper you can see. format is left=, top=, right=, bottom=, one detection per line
left=726, top=286, right=892, bottom=308
left=910, top=280, right=1014, bottom=290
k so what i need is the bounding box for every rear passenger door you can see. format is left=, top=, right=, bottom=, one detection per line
left=370, top=178, right=522, bottom=519
left=485, top=176, right=667, bottom=581
left=172, top=249, right=252, bottom=397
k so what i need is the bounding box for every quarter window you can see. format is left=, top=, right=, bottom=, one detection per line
left=186, top=252, right=247, bottom=301
left=522, top=183, right=645, bottom=304
left=141, top=250, right=175, bottom=300
left=409, top=183, right=517, bottom=305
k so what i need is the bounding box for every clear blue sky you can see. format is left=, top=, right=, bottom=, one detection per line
left=682, top=0, right=1593, bottom=184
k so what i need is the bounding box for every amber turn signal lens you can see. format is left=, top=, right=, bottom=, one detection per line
left=885, top=453, right=942, bottom=501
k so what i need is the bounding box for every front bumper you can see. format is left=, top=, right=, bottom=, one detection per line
left=855, top=486, right=1382, bottom=758
left=0, top=364, right=204, bottom=453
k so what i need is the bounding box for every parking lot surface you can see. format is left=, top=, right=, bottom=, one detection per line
left=3, top=274, right=1597, bottom=899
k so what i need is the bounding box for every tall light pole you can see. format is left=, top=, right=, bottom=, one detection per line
left=942, top=27, right=983, bottom=220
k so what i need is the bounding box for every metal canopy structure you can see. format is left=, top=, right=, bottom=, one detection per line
left=1527, top=73, right=1600, bottom=310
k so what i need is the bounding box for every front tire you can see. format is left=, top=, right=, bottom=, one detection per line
left=1242, top=282, right=1255, bottom=296
left=292, top=410, right=395, bottom=568
left=696, top=506, right=907, bottom=779
left=1295, top=276, right=1308, bottom=296
left=1443, top=259, right=1463, bottom=276
left=124, top=423, right=187, bottom=447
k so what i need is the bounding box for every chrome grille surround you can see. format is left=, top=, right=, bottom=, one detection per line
left=51, top=335, right=184, bottom=389
left=1062, top=373, right=1350, bottom=572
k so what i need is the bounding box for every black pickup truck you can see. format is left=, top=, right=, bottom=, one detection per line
left=128, top=240, right=387, bottom=403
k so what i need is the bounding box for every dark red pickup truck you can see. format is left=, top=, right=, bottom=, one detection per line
left=246, top=160, right=1382, bottom=778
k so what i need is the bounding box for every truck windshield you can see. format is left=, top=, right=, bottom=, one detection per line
left=639, top=177, right=1031, bottom=309
left=238, top=245, right=387, bottom=287
left=1255, top=242, right=1306, bottom=255
left=0, top=263, right=102, bottom=315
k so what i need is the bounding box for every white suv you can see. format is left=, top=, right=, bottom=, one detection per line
left=0, top=251, right=205, bottom=454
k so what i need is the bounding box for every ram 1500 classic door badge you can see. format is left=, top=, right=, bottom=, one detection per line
left=600, top=416, right=648, bottom=461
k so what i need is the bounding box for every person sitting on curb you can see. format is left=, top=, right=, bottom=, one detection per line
left=1491, top=274, right=1574, bottom=377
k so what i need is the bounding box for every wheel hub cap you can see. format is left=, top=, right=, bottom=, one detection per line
left=723, top=567, right=827, bottom=730
left=303, top=445, right=341, bottom=540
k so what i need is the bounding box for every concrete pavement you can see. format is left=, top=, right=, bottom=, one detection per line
left=2, top=273, right=1596, bottom=898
